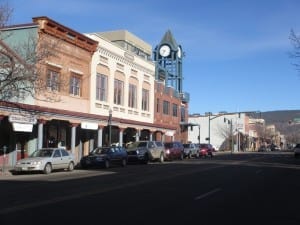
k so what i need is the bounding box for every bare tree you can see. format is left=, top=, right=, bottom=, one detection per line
left=0, top=3, right=62, bottom=103
left=215, top=124, right=234, bottom=151
left=0, top=1, right=12, bottom=28
left=289, top=29, right=300, bottom=74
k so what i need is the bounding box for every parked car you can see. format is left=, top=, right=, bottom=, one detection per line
left=293, top=143, right=300, bottom=158
left=199, top=143, right=215, bottom=157
left=126, top=141, right=165, bottom=164
left=258, top=145, right=270, bottom=152
left=13, top=148, right=75, bottom=174
left=164, top=141, right=184, bottom=161
left=183, top=143, right=199, bottom=158
left=80, top=146, right=128, bottom=169
left=270, top=144, right=281, bottom=151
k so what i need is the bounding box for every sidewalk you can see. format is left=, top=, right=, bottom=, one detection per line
left=0, top=166, right=14, bottom=177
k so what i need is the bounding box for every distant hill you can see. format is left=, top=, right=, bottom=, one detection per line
left=261, top=110, right=300, bottom=124
left=259, top=110, right=300, bottom=137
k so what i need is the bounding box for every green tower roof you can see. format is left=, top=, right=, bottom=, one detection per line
left=159, top=30, right=178, bottom=50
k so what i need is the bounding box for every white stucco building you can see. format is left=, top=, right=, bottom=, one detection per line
left=188, top=113, right=247, bottom=151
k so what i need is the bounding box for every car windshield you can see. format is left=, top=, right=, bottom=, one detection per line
left=164, top=143, right=173, bottom=148
left=127, top=142, right=147, bottom=149
left=31, top=149, right=54, bottom=157
left=91, top=148, right=110, bottom=154
left=183, top=144, right=190, bottom=148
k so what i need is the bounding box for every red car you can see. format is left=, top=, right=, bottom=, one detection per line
left=199, top=143, right=215, bottom=157
left=164, top=141, right=184, bottom=161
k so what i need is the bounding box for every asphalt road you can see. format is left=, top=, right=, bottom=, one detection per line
left=1, top=151, right=299, bottom=225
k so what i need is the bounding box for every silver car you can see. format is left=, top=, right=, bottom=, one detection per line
left=14, top=148, right=75, bottom=174
left=126, top=141, right=165, bottom=163
left=183, top=143, right=199, bottom=158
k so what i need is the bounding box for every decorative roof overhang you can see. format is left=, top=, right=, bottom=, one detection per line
left=32, top=16, right=98, bottom=53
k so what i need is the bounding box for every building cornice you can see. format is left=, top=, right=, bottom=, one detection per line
left=97, top=46, right=155, bottom=76
left=32, top=16, right=98, bottom=53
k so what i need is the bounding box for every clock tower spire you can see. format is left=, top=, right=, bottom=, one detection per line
left=154, top=30, right=183, bottom=93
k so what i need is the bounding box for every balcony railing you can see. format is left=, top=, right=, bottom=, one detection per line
left=180, top=92, right=190, bottom=103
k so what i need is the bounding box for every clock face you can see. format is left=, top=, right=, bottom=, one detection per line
left=177, top=46, right=182, bottom=58
left=159, top=45, right=171, bottom=57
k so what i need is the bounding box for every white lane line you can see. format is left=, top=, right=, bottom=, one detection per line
left=194, top=188, right=222, bottom=201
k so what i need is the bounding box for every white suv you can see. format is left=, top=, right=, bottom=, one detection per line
left=126, top=141, right=165, bottom=164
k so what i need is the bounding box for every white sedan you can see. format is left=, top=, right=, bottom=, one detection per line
left=14, top=148, right=75, bottom=174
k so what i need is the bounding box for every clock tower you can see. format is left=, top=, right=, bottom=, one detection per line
left=153, top=30, right=189, bottom=143
left=154, top=30, right=183, bottom=93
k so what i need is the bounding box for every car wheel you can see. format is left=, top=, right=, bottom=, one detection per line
left=68, top=162, right=74, bottom=171
left=159, top=152, right=164, bottom=163
left=142, top=154, right=149, bottom=164
left=180, top=152, right=184, bottom=160
left=80, top=163, right=87, bottom=169
left=104, top=160, right=110, bottom=169
left=43, top=163, right=52, bottom=174
left=121, top=158, right=127, bottom=167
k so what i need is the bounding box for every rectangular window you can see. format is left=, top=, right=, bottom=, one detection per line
left=69, top=75, right=81, bottom=96
left=47, top=69, right=60, bottom=91
left=163, top=100, right=169, bottom=115
left=181, top=106, right=186, bottom=122
left=142, top=89, right=149, bottom=111
left=128, top=84, right=137, bottom=108
left=96, top=73, right=108, bottom=101
left=114, top=79, right=124, bottom=105
left=172, top=103, right=178, bottom=117
left=156, top=98, right=160, bottom=113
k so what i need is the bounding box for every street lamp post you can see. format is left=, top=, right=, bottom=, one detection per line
left=207, top=112, right=219, bottom=144
left=108, top=109, right=112, bottom=147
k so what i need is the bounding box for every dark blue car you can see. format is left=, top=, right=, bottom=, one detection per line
left=80, top=146, right=128, bottom=169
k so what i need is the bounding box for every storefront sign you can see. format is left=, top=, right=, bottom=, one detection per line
left=9, top=114, right=37, bottom=124
left=165, top=130, right=175, bottom=136
left=12, top=123, right=33, bottom=132
left=81, top=122, right=98, bottom=130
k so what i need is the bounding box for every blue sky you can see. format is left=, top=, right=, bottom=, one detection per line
left=8, top=0, right=300, bottom=114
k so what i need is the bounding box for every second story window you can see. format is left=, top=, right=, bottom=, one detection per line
left=172, top=103, right=178, bottom=117
left=128, top=84, right=137, bottom=108
left=142, top=88, right=149, bottom=111
left=156, top=98, right=160, bottom=113
left=163, top=100, right=170, bottom=115
left=69, top=75, right=81, bottom=96
left=114, top=79, right=124, bottom=105
left=96, top=73, right=108, bottom=101
left=47, top=69, right=60, bottom=91
left=181, top=106, right=186, bottom=122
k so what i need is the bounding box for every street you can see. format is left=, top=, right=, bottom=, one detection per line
left=1, top=151, right=300, bottom=225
